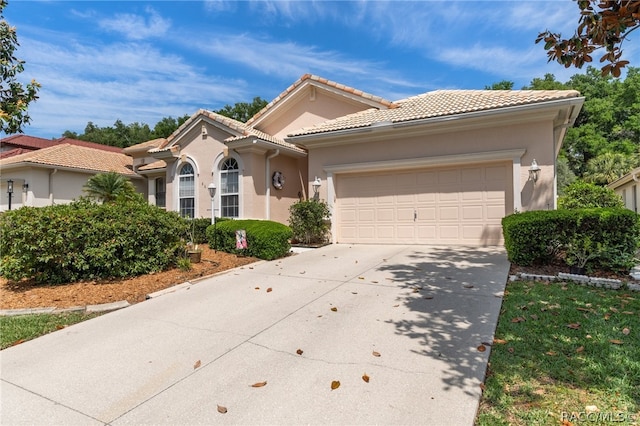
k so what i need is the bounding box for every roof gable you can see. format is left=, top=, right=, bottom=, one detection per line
left=245, top=74, right=396, bottom=131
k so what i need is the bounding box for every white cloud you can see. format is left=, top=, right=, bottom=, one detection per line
left=99, top=7, right=171, bottom=40
left=16, top=33, right=250, bottom=137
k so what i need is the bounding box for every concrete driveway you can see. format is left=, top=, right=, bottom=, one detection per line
left=1, top=244, right=509, bottom=425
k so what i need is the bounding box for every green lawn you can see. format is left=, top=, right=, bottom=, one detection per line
left=477, top=280, right=640, bottom=425
left=0, top=312, right=103, bottom=350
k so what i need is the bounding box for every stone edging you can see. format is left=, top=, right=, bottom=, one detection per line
left=511, top=271, right=640, bottom=292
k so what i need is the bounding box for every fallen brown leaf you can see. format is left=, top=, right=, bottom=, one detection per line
left=546, top=351, right=557, bottom=356
left=331, top=380, right=340, bottom=390
left=372, top=351, right=381, bottom=357
left=251, top=381, right=267, bottom=387
left=576, top=346, right=584, bottom=353
left=511, top=317, right=526, bottom=323
left=217, top=405, right=228, bottom=414
left=392, top=304, right=399, bottom=308
left=477, top=344, right=486, bottom=352
left=362, top=373, right=370, bottom=383
left=254, top=287, right=260, bottom=290
left=266, top=287, right=272, bottom=293
left=194, top=360, right=201, bottom=369
left=493, top=338, right=507, bottom=344
left=609, top=339, right=623, bottom=345
left=296, top=349, right=304, bottom=355
left=566, top=323, right=581, bottom=330
left=330, top=307, right=338, bottom=312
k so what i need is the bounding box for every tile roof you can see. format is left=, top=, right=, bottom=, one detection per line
left=123, top=138, right=167, bottom=154
left=0, top=144, right=136, bottom=176
left=156, top=109, right=304, bottom=154
left=137, top=160, right=167, bottom=171
left=245, top=74, right=397, bottom=126
left=1, top=134, right=57, bottom=150
left=0, top=135, right=124, bottom=153
left=288, top=89, right=582, bottom=137
left=55, top=137, right=124, bottom=153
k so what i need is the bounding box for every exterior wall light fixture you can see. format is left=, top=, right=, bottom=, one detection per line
left=529, top=159, right=540, bottom=183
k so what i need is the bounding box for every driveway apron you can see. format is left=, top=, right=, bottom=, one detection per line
left=1, top=244, right=510, bottom=425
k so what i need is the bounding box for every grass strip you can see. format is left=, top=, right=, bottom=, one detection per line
left=477, top=280, right=639, bottom=426
left=0, top=312, right=104, bottom=350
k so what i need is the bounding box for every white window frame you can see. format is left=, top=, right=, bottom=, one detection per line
left=220, top=157, right=240, bottom=218
left=178, top=162, right=196, bottom=218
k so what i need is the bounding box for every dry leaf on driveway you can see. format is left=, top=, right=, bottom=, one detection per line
left=217, top=405, right=228, bottom=414
left=372, top=351, right=381, bottom=357
left=362, top=373, right=370, bottom=383
left=193, top=360, right=201, bottom=369
left=251, top=381, right=267, bottom=388
left=331, top=380, right=340, bottom=390
left=296, top=349, right=304, bottom=355
left=477, top=344, right=487, bottom=352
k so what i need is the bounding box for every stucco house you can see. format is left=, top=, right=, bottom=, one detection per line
left=1, top=74, right=584, bottom=246
left=608, top=167, right=639, bottom=213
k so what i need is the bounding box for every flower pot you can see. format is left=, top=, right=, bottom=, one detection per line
left=187, top=250, right=202, bottom=263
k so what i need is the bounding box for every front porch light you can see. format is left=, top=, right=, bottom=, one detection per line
left=529, top=159, right=540, bottom=183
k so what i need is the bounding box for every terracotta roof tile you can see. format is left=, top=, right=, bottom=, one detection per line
left=138, top=160, right=167, bottom=171
left=245, top=74, right=396, bottom=126
left=0, top=144, right=136, bottom=176
left=288, top=89, right=581, bottom=137
left=123, top=138, right=167, bottom=154
left=1, top=134, right=57, bottom=149
left=0, top=135, right=124, bottom=153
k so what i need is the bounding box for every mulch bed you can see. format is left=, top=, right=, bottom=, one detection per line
left=0, top=247, right=258, bottom=310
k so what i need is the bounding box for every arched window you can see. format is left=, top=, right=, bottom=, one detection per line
left=178, top=163, right=195, bottom=218
left=220, top=158, right=239, bottom=217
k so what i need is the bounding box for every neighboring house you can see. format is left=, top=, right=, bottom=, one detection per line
left=0, top=144, right=142, bottom=210
left=1, top=74, right=584, bottom=246
left=608, top=167, right=639, bottom=213
left=0, top=134, right=123, bottom=158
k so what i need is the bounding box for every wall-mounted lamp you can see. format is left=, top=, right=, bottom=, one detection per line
left=207, top=182, right=217, bottom=248
left=6, top=179, right=13, bottom=210
left=529, top=159, right=540, bottom=183
left=312, top=176, right=321, bottom=200
left=22, top=182, right=29, bottom=193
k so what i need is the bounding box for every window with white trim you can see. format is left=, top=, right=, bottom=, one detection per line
left=178, top=163, right=195, bottom=218
left=155, top=177, right=166, bottom=208
left=220, top=158, right=239, bottom=218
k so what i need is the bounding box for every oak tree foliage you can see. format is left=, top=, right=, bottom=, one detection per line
left=537, top=1, right=640, bottom=77
left=0, top=0, right=40, bottom=134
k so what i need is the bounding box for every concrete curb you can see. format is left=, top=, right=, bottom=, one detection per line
left=0, top=300, right=130, bottom=317
left=511, top=270, right=638, bottom=291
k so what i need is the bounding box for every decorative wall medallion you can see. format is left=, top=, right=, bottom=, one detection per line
left=272, top=171, right=285, bottom=189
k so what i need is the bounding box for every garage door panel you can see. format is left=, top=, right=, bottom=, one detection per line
left=462, top=205, right=483, bottom=220
left=439, top=206, right=459, bottom=220
left=417, top=207, right=436, bottom=220
left=487, top=205, right=505, bottom=220
left=377, top=208, right=394, bottom=222
left=336, top=163, right=506, bottom=245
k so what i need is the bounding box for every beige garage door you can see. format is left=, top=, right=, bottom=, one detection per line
left=336, top=163, right=507, bottom=245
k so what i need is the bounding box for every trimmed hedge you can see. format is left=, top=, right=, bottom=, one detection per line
left=206, top=219, right=292, bottom=260
left=502, top=208, right=640, bottom=273
left=0, top=198, right=188, bottom=284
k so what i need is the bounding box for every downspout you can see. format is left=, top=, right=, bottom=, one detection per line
left=265, top=149, right=280, bottom=220
left=49, top=168, right=58, bottom=205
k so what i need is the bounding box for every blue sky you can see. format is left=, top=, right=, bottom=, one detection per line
left=6, top=1, right=638, bottom=139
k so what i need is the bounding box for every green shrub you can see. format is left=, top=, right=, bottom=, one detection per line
left=185, top=217, right=212, bottom=244
left=207, top=219, right=292, bottom=260
left=558, top=181, right=624, bottom=209
left=0, top=198, right=187, bottom=284
left=288, top=200, right=331, bottom=245
left=502, top=208, right=639, bottom=273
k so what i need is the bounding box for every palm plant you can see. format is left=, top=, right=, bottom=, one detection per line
left=83, top=171, right=137, bottom=203
left=583, top=152, right=637, bottom=185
